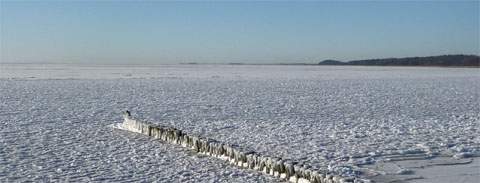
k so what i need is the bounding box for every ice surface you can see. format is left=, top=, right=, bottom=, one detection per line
left=0, top=64, right=479, bottom=182
left=367, top=157, right=480, bottom=183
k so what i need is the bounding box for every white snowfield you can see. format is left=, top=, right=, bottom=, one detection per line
left=0, top=64, right=479, bottom=182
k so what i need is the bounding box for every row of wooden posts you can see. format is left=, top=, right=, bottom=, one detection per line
left=120, top=111, right=362, bottom=183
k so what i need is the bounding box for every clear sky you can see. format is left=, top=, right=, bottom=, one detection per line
left=1, top=1, right=479, bottom=64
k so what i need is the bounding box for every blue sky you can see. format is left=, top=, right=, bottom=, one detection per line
left=1, top=1, right=479, bottom=64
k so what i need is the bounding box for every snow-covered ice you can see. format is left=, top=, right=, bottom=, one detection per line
left=0, top=64, right=479, bottom=182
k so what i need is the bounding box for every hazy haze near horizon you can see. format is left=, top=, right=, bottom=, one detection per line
left=1, top=1, right=479, bottom=64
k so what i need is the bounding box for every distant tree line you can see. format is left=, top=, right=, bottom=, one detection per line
left=318, top=55, right=480, bottom=67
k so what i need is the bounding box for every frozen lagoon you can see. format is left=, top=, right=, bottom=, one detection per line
left=0, top=64, right=479, bottom=182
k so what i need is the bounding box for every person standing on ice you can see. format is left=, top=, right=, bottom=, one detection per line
left=123, top=110, right=131, bottom=118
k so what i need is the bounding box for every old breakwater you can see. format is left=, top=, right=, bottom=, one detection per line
left=113, top=111, right=365, bottom=183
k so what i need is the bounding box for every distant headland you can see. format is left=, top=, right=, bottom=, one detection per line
left=318, top=55, right=479, bottom=67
